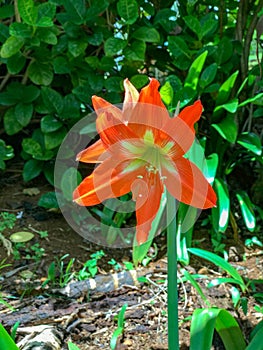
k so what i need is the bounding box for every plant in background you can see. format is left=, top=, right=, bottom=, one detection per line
left=43, top=254, right=75, bottom=288
left=0, top=212, right=16, bottom=255
left=110, top=303, right=128, bottom=350
left=76, top=250, right=105, bottom=280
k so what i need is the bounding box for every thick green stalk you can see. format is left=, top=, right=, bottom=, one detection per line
left=167, top=192, right=179, bottom=349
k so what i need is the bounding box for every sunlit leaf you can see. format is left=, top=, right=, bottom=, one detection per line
left=211, top=178, right=230, bottom=233
left=184, top=51, right=208, bottom=91
left=236, top=191, right=256, bottom=232
left=237, top=132, right=262, bottom=156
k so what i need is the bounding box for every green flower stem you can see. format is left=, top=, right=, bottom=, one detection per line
left=167, top=191, right=179, bottom=350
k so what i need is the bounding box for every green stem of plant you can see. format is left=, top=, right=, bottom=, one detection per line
left=167, top=192, right=179, bottom=350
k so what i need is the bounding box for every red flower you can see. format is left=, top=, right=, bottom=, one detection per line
left=73, top=78, right=217, bottom=244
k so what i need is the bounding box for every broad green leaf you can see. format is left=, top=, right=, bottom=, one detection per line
left=208, top=277, right=246, bottom=289
left=63, top=0, right=86, bottom=25
left=37, top=28, right=57, bottom=45
left=9, top=22, right=33, bottom=38
left=17, top=0, right=37, bottom=25
left=216, top=71, right=239, bottom=105
left=6, top=53, right=26, bottom=74
left=236, top=191, right=256, bottom=232
left=15, top=103, right=33, bottom=127
left=41, top=87, right=63, bottom=114
left=44, top=127, right=67, bottom=150
left=22, top=138, right=43, bottom=157
left=117, top=0, right=139, bottom=25
left=183, top=15, right=201, bottom=39
left=104, top=37, right=127, bottom=56
left=188, top=248, right=245, bottom=289
left=68, top=39, right=88, bottom=57
left=211, top=178, right=230, bottom=233
left=200, top=13, right=218, bottom=39
left=199, top=63, right=217, bottom=89
left=23, top=159, right=43, bottom=182
left=38, top=192, right=59, bottom=208
left=247, top=321, right=263, bottom=350
left=168, top=36, right=190, bottom=59
left=28, top=61, right=53, bottom=86
left=133, top=190, right=166, bottom=265
left=53, top=56, right=70, bottom=74
left=160, top=81, right=174, bottom=106
left=0, top=324, right=19, bottom=350
left=132, top=27, right=160, bottom=42
left=3, top=108, right=23, bottom=135
left=86, top=0, right=109, bottom=22
left=36, top=2, right=56, bottom=27
left=41, top=115, right=63, bottom=133
left=212, top=115, right=238, bottom=143
left=130, top=75, right=149, bottom=89
left=61, top=167, right=82, bottom=201
left=215, top=37, right=233, bottom=65
left=184, top=51, right=208, bottom=91
left=0, top=36, right=24, bottom=58
left=0, top=5, right=14, bottom=19
left=105, top=77, right=123, bottom=92
left=123, top=40, right=146, bottom=61
left=214, top=98, right=239, bottom=113
left=237, top=132, right=262, bottom=155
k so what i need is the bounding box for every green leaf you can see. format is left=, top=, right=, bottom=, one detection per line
left=184, top=51, right=208, bottom=91
left=68, top=39, right=88, bottom=57
left=168, top=36, right=190, bottom=59
left=9, top=22, right=33, bottom=38
left=53, top=56, right=70, bottom=74
left=215, top=37, right=233, bottom=65
left=204, top=153, right=218, bottom=185
left=0, top=36, right=24, bottom=58
left=3, top=108, right=23, bottom=135
left=28, top=61, right=53, bottom=86
left=182, top=269, right=210, bottom=306
left=41, top=87, right=63, bottom=114
left=199, top=63, right=218, bottom=89
left=38, top=192, right=59, bottom=209
left=130, top=75, right=149, bottom=89
left=36, top=2, right=56, bottom=27
left=86, top=0, right=109, bottom=22
left=190, top=308, right=246, bottom=350
left=216, top=71, right=239, bottom=106
left=22, top=138, right=43, bottom=157
left=37, top=28, right=57, bottom=45
left=238, top=92, right=263, bottom=107
left=236, top=191, right=256, bottom=232
left=68, top=342, right=81, bottom=350
left=237, top=132, right=262, bottom=155
left=17, top=0, right=38, bottom=25
left=0, top=5, right=15, bottom=19
left=117, top=0, right=139, bottom=25
left=10, top=231, right=34, bottom=243
left=23, top=159, right=43, bottom=182
left=15, top=103, right=33, bottom=127
left=212, top=115, right=238, bottom=143
left=160, top=81, right=174, bottom=106
left=183, top=15, right=201, bottom=39
left=188, top=248, right=245, bottom=289
left=41, top=115, right=63, bottom=133
left=6, top=53, right=26, bottom=74
left=247, top=321, right=263, bottom=350
left=104, top=77, right=123, bottom=92
left=214, top=98, right=239, bottom=113
left=123, top=40, right=146, bottom=61
left=44, top=127, right=67, bottom=150
left=132, top=27, right=160, bottom=42
left=60, top=167, right=82, bottom=201
left=211, top=178, right=230, bottom=233
left=104, top=37, right=127, bottom=56
left=0, top=324, right=19, bottom=350
left=63, top=0, right=86, bottom=25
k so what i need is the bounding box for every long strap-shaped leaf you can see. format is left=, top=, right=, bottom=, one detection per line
left=0, top=324, right=19, bottom=350
left=190, top=308, right=246, bottom=350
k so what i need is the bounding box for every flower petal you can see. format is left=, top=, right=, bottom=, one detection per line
left=73, top=158, right=144, bottom=206
left=163, top=157, right=217, bottom=209
left=138, top=78, right=166, bottom=108
left=77, top=139, right=106, bottom=163
left=177, top=100, right=203, bottom=133
left=92, top=95, right=122, bottom=120
left=132, top=172, right=164, bottom=244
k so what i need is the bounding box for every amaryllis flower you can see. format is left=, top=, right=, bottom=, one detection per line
left=73, top=78, right=217, bottom=245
